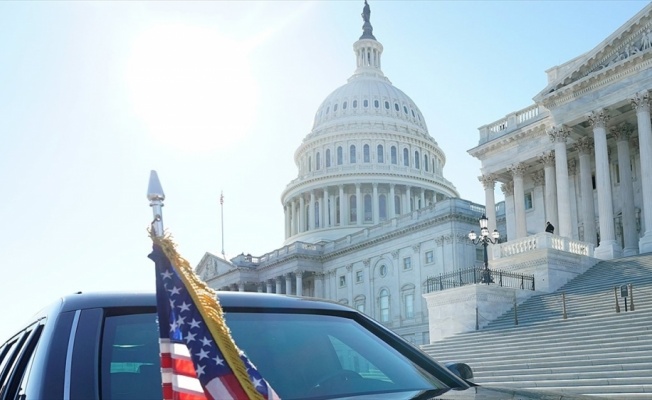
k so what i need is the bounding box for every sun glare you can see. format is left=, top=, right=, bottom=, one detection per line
left=125, top=23, right=258, bottom=153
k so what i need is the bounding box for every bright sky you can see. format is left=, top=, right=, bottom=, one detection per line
left=1, top=0, right=648, bottom=340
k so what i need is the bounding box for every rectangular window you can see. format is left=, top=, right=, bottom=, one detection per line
left=339, top=275, right=346, bottom=287
left=403, top=257, right=411, bottom=270
left=405, top=293, right=414, bottom=319
left=355, top=270, right=363, bottom=283
left=524, top=192, right=533, bottom=210
left=425, top=251, right=434, bottom=264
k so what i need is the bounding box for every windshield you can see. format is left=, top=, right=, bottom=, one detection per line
left=224, top=312, right=447, bottom=400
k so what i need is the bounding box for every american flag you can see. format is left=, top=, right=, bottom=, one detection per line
left=149, top=240, right=279, bottom=400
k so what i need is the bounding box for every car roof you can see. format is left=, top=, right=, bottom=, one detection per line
left=50, top=291, right=355, bottom=314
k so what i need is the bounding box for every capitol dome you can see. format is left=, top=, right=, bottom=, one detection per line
left=281, top=2, right=458, bottom=245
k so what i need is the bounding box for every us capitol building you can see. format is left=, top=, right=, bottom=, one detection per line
left=197, top=2, right=489, bottom=345
left=198, top=2, right=652, bottom=344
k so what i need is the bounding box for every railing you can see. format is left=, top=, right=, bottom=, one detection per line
left=423, top=267, right=535, bottom=294
left=496, top=232, right=594, bottom=258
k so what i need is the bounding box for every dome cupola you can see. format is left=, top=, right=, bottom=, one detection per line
left=281, top=1, right=458, bottom=245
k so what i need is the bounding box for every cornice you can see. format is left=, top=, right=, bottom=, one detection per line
left=469, top=121, right=549, bottom=160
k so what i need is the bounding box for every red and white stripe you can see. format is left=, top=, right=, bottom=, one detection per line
left=160, top=339, right=207, bottom=400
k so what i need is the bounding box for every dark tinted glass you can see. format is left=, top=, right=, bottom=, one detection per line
left=101, top=313, right=162, bottom=400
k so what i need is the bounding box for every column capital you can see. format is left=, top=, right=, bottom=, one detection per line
left=631, top=90, right=651, bottom=113
left=532, top=170, right=545, bottom=186
left=411, top=243, right=421, bottom=252
left=294, top=270, right=304, bottom=278
left=548, top=126, right=571, bottom=143
left=501, top=182, right=514, bottom=196
left=509, top=163, right=527, bottom=178
left=362, top=258, right=371, bottom=267
left=539, top=151, right=555, bottom=167
left=576, top=136, right=594, bottom=155
left=610, top=122, right=634, bottom=142
left=390, top=249, right=400, bottom=259
left=479, top=174, right=496, bottom=189
left=345, top=264, right=353, bottom=271
left=588, top=108, right=610, bottom=129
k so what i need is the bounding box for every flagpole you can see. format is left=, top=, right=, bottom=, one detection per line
left=220, top=191, right=225, bottom=258
left=148, top=170, right=166, bottom=237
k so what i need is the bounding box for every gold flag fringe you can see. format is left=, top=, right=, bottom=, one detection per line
left=151, top=232, right=265, bottom=400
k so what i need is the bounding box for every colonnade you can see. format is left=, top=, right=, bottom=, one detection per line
left=480, top=91, right=652, bottom=259
left=284, top=183, right=440, bottom=239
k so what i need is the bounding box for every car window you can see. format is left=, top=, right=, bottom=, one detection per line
left=0, top=323, right=42, bottom=400
left=100, top=313, right=162, bottom=400
left=224, top=311, right=447, bottom=400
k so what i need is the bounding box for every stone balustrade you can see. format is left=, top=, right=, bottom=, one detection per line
left=494, top=232, right=594, bottom=259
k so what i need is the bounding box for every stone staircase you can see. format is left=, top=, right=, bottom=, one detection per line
left=421, top=253, right=652, bottom=398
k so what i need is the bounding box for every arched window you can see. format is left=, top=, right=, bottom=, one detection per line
left=394, top=195, right=401, bottom=215
left=391, top=146, right=397, bottom=164
left=379, top=194, right=387, bottom=221
left=363, top=144, right=370, bottom=163
left=349, top=195, right=357, bottom=223
left=414, top=151, right=420, bottom=169
left=424, top=154, right=429, bottom=172
left=377, top=145, right=384, bottom=163
left=315, top=201, right=320, bottom=228
left=343, top=101, right=347, bottom=110
left=325, top=149, right=331, bottom=168
left=353, top=100, right=358, bottom=108
left=363, top=99, right=369, bottom=108
left=308, top=156, right=312, bottom=172
left=384, top=101, right=390, bottom=109
left=350, top=145, right=357, bottom=163
left=394, top=103, right=399, bottom=112
left=403, top=148, right=409, bottom=167
left=336, top=196, right=341, bottom=224
left=333, top=104, right=338, bottom=112
left=337, top=146, right=343, bottom=165
left=364, top=194, right=372, bottom=222
left=374, top=100, right=379, bottom=108
left=379, top=289, right=390, bottom=322
left=316, top=152, right=321, bottom=170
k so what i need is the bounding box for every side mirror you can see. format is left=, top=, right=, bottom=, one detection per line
left=445, top=362, right=474, bottom=382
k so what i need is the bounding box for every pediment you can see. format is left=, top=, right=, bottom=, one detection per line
left=535, top=3, right=652, bottom=101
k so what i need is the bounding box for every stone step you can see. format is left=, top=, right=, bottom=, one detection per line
left=471, top=362, right=652, bottom=376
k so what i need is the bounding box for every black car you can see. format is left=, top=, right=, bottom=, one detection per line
left=0, top=292, right=594, bottom=399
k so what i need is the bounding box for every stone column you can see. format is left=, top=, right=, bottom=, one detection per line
left=355, top=184, right=362, bottom=225
left=266, top=280, right=273, bottom=294
left=275, top=277, right=282, bottom=294
left=285, top=274, right=293, bottom=295
left=480, top=174, right=497, bottom=234
left=406, top=186, right=412, bottom=213
left=549, top=126, right=572, bottom=238
left=284, top=205, right=289, bottom=239
left=588, top=109, right=622, bottom=259
left=319, top=188, right=329, bottom=228
left=539, top=151, right=558, bottom=232
left=295, top=271, right=303, bottom=296
left=372, top=183, right=379, bottom=224
left=420, top=189, right=425, bottom=210
left=299, top=195, right=305, bottom=233
left=339, top=185, right=345, bottom=226
left=257, top=283, right=263, bottom=293
left=576, top=137, right=597, bottom=245
left=309, top=191, right=316, bottom=230
left=510, top=163, right=527, bottom=238
left=612, top=123, right=638, bottom=256
left=567, top=159, right=579, bottom=239
left=631, top=91, right=652, bottom=253
left=389, top=184, right=396, bottom=219
left=314, top=273, right=324, bottom=298
left=502, top=182, right=515, bottom=240
left=329, top=190, right=336, bottom=228
left=238, top=283, right=245, bottom=292
left=290, top=200, right=296, bottom=236
left=532, top=170, right=546, bottom=230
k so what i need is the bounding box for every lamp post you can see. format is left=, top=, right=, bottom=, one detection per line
left=468, top=214, right=500, bottom=284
